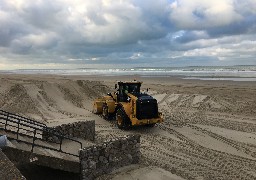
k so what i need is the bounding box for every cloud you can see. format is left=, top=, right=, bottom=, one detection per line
left=129, top=52, right=143, bottom=60
left=169, top=0, right=242, bottom=29
left=173, top=30, right=209, bottom=43
left=0, top=0, right=256, bottom=69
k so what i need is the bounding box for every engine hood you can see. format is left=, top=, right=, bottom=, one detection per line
left=133, top=93, right=155, bottom=101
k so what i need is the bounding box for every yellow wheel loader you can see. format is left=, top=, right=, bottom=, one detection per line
left=93, top=81, right=163, bottom=129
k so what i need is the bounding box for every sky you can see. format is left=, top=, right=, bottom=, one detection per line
left=0, top=0, right=256, bottom=69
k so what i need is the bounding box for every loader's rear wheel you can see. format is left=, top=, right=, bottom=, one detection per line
left=116, top=108, right=131, bottom=130
left=102, top=103, right=110, bottom=120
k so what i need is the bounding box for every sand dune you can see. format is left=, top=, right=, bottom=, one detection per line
left=0, top=74, right=256, bottom=179
left=0, top=76, right=110, bottom=123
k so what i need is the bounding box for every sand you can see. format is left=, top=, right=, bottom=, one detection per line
left=0, top=73, right=256, bottom=180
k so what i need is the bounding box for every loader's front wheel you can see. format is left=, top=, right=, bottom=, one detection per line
left=116, top=108, right=131, bottom=130
left=102, top=103, right=110, bottom=120
left=93, top=103, right=98, bottom=114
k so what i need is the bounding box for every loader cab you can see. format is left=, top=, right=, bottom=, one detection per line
left=116, top=81, right=141, bottom=102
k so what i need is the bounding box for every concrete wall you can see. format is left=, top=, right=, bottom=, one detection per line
left=43, top=120, right=95, bottom=142
left=0, top=149, right=26, bottom=180
left=79, top=134, right=141, bottom=180
left=2, top=146, right=80, bottom=173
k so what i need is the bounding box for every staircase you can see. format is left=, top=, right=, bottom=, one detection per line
left=0, top=110, right=82, bottom=173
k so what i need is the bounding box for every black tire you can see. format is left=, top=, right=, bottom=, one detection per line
left=102, top=103, right=110, bottom=120
left=116, top=108, right=131, bottom=130
left=146, top=123, right=156, bottom=127
left=92, top=104, right=99, bottom=114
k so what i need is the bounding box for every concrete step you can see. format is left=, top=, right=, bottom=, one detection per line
left=2, top=133, right=80, bottom=173
left=2, top=146, right=80, bottom=173
left=1, top=129, right=78, bottom=158
left=0, top=111, right=81, bottom=173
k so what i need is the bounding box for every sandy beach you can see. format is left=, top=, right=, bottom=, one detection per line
left=0, top=73, right=256, bottom=179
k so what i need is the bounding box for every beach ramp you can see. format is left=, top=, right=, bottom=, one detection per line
left=0, top=110, right=81, bottom=173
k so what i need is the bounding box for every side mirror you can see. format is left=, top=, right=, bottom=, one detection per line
left=115, top=84, right=117, bottom=89
left=146, top=88, right=149, bottom=92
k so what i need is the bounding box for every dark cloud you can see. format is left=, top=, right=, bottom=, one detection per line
left=207, top=15, right=256, bottom=37
left=22, top=1, right=63, bottom=29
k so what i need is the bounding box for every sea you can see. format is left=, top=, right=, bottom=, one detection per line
left=2, top=65, right=256, bottom=82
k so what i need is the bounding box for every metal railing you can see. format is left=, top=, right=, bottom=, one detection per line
left=0, top=110, right=82, bottom=157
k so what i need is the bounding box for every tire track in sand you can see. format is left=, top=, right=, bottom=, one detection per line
left=142, top=124, right=256, bottom=180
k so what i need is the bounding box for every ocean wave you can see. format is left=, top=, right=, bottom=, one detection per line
left=1, top=66, right=256, bottom=78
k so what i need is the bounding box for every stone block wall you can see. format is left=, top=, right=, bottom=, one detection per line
left=0, top=149, right=26, bottom=180
left=42, top=120, right=95, bottom=142
left=79, top=134, right=141, bottom=180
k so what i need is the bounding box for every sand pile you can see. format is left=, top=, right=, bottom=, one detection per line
left=0, top=78, right=110, bottom=123
left=0, top=84, right=40, bottom=115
